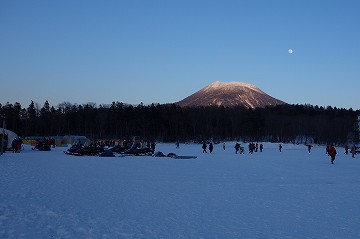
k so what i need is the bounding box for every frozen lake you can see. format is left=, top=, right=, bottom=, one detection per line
left=1, top=142, right=359, bottom=238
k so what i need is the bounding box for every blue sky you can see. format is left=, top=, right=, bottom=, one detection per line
left=1, top=0, right=359, bottom=109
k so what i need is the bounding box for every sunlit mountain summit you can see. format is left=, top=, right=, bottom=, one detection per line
left=178, top=81, right=286, bottom=108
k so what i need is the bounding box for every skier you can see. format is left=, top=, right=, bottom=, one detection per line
left=202, top=142, right=207, bottom=153
left=260, top=144, right=263, bottom=152
left=279, top=144, right=283, bottom=152
left=328, top=145, right=337, bottom=164
left=344, top=145, right=349, bottom=155
left=209, top=143, right=214, bottom=154
left=223, top=142, right=226, bottom=150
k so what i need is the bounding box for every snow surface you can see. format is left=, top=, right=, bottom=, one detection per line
left=1, top=143, right=360, bottom=238
left=207, top=81, right=263, bottom=94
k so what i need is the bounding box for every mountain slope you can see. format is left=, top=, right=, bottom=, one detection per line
left=177, top=81, right=286, bottom=108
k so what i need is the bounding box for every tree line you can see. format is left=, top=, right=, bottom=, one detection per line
left=1, top=100, right=359, bottom=145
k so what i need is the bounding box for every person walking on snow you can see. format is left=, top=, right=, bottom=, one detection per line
left=328, top=145, right=337, bottom=164
left=202, top=142, right=207, bottom=153
left=279, top=144, right=283, bottom=152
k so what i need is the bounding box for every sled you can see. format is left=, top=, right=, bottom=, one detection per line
left=171, top=155, right=197, bottom=159
left=166, top=152, right=197, bottom=159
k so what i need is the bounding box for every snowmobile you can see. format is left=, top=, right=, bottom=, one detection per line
left=119, top=136, right=154, bottom=156
left=64, top=143, right=104, bottom=156
left=32, top=141, right=51, bottom=151
left=64, top=143, right=84, bottom=156
left=109, top=142, right=132, bottom=154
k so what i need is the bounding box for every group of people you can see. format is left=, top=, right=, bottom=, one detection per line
left=248, top=143, right=264, bottom=154
left=326, top=144, right=359, bottom=164
left=11, top=137, right=23, bottom=153
left=198, top=142, right=358, bottom=165
left=1, top=135, right=23, bottom=153
left=202, top=142, right=214, bottom=153
left=344, top=145, right=358, bottom=158
left=202, top=142, right=268, bottom=154
left=234, top=143, right=244, bottom=154
left=201, top=142, right=272, bottom=155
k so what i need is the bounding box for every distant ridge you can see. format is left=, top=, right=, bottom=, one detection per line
left=177, top=81, right=286, bottom=108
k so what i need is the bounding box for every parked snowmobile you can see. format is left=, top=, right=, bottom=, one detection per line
left=109, top=140, right=132, bottom=153
left=64, top=143, right=104, bottom=156
left=121, top=136, right=153, bottom=156
left=32, top=139, right=51, bottom=151
left=64, top=143, right=84, bottom=156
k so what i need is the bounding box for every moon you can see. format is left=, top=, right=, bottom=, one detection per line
left=288, top=48, right=293, bottom=54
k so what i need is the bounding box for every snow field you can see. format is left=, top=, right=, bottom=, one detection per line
left=1, top=143, right=360, bottom=238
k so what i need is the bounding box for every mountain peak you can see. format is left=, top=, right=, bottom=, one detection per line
left=177, top=81, right=286, bottom=108
left=205, top=81, right=263, bottom=94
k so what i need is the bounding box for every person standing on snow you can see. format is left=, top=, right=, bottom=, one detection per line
left=12, top=138, right=18, bottom=153
left=307, top=144, right=312, bottom=153
left=209, top=142, right=214, bottom=154
left=279, top=144, right=283, bottom=152
left=235, top=143, right=240, bottom=154
left=16, top=137, right=23, bottom=152
left=151, top=141, right=156, bottom=153
left=326, top=145, right=330, bottom=155
left=328, top=145, right=337, bottom=164
left=351, top=145, right=356, bottom=158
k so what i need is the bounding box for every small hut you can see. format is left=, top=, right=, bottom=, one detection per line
left=0, top=128, right=19, bottom=151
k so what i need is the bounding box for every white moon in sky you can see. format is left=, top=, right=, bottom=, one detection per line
left=288, top=48, right=293, bottom=54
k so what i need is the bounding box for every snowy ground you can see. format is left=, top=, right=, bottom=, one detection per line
left=1, top=142, right=360, bottom=239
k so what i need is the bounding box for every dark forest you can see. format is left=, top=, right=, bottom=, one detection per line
left=1, top=101, right=359, bottom=145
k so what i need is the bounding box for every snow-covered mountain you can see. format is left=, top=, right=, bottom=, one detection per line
left=177, top=81, right=286, bottom=108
